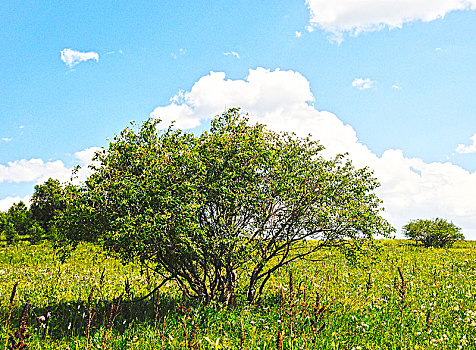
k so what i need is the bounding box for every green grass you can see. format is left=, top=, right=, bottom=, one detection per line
left=1, top=240, right=475, bottom=349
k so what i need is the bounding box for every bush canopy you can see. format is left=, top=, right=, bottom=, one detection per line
left=55, top=109, right=394, bottom=303
left=403, top=218, right=463, bottom=248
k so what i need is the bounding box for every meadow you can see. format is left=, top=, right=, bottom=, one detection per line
left=1, top=240, right=475, bottom=349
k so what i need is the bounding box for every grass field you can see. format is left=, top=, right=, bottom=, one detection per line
left=1, top=240, right=475, bottom=349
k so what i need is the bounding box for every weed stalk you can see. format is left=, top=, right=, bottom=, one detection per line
left=8, top=300, right=30, bottom=350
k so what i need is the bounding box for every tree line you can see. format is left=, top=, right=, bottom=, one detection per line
left=0, top=178, right=70, bottom=244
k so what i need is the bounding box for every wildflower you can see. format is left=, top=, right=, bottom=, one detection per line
left=39, top=315, right=46, bottom=322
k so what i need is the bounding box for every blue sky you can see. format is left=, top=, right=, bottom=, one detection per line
left=1, top=1, right=475, bottom=237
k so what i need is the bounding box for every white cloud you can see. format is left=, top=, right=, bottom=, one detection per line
left=223, top=51, right=240, bottom=59
left=0, top=159, right=71, bottom=184
left=1, top=138, right=12, bottom=143
left=352, top=78, right=375, bottom=90
left=0, top=147, right=101, bottom=186
left=150, top=68, right=315, bottom=129
left=74, top=147, right=101, bottom=166
left=72, top=147, right=102, bottom=181
left=0, top=146, right=103, bottom=212
left=0, top=147, right=102, bottom=211
left=305, top=0, right=476, bottom=42
left=61, top=48, right=99, bottom=68
left=456, top=133, right=476, bottom=154
left=295, top=31, right=302, bottom=37
left=392, top=84, right=401, bottom=90
left=149, top=67, right=476, bottom=238
left=0, top=195, right=31, bottom=212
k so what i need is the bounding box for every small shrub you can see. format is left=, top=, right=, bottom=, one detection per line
left=28, top=221, right=45, bottom=244
left=403, top=218, right=463, bottom=248
left=4, top=222, right=18, bottom=245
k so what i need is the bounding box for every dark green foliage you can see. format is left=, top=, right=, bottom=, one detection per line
left=4, top=221, right=18, bottom=245
left=6, top=202, right=30, bottom=236
left=1, top=179, right=67, bottom=244
left=2, top=202, right=33, bottom=244
left=402, top=218, right=463, bottom=248
left=27, top=221, right=45, bottom=245
left=0, top=211, right=6, bottom=237
left=30, top=178, right=66, bottom=235
left=56, top=108, right=394, bottom=304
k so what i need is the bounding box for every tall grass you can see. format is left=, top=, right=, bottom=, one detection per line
left=1, top=240, right=475, bottom=349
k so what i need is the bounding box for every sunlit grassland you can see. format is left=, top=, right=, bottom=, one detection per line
left=1, top=240, right=475, bottom=349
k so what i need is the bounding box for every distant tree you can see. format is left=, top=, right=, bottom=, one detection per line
left=30, top=178, right=66, bottom=235
left=3, top=201, right=31, bottom=244
left=4, top=221, right=17, bottom=245
left=7, top=202, right=31, bottom=235
left=0, top=211, right=6, bottom=232
left=1, top=211, right=9, bottom=242
left=56, top=108, right=394, bottom=304
left=403, top=218, right=463, bottom=248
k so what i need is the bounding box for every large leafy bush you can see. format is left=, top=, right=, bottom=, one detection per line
left=56, top=109, right=394, bottom=303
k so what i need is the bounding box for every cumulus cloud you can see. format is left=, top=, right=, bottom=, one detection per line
left=150, top=68, right=315, bottom=129
left=73, top=147, right=102, bottom=181
left=0, top=159, right=71, bottom=184
left=149, top=67, right=476, bottom=238
left=0, top=147, right=101, bottom=186
left=74, top=147, right=101, bottom=166
left=0, top=147, right=102, bottom=211
left=456, top=133, right=476, bottom=154
left=223, top=51, right=240, bottom=59
left=305, top=0, right=476, bottom=42
left=352, top=78, right=375, bottom=90
left=0, top=195, right=31, bottom=212
left=295, top=31, right=302, bottom=37
left=61, top=48, right=99, bottom=68
left=1, top=137, right=12, bottom=143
